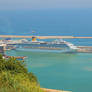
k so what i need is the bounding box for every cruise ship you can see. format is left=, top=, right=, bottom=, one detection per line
left=14, top=37, right=79, bottom=53
left=0, top=37, right=79, bottom=52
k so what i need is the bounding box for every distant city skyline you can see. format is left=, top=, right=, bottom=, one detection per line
left=0, top=0, right=92, bottom=10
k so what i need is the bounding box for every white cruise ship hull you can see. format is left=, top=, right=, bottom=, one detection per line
left=16, top=48, right=77, bottom=53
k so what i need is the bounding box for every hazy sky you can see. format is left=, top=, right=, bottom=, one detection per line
left=0, top=0, right=92, bottom=10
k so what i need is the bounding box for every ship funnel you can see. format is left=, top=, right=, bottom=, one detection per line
left=32, top=36, right=37, bottom=42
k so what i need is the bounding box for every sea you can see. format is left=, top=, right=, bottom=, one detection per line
left=1, top=8, right=92, bottom=92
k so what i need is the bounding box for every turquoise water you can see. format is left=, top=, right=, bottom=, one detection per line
left=6, top=50, right=92, bottom=92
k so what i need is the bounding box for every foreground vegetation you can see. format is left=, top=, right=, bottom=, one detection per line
left=0, top=55, right=45, bottom=92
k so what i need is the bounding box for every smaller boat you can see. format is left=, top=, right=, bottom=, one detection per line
left=3, top=54, right=27, bottom=60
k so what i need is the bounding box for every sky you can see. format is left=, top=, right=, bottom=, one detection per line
left=0, top=0, right=92, bottom=10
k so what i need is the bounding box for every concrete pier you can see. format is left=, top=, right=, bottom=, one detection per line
left=77, top=46, right=92, bottom=53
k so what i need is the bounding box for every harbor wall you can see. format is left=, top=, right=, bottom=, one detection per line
left=77, top=46, right=92, bottom=53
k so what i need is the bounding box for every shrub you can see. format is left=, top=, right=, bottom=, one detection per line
left=0, top=54, right=45, bottom=92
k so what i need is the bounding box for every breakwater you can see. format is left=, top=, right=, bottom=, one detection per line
left=77, top=46, right=92, bottom=53
left=1, top=35, right=92, bottom=39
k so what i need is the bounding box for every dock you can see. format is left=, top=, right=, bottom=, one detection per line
left=77, top=46, right=92, bottom=53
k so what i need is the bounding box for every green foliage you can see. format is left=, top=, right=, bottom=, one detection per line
left=0, top=55, right=45, bottom=92
left=28, top=72, right=38, bottom=83
left=0, top=54, right=3, bottom=59
left=0, top=57, right=27, bottom=73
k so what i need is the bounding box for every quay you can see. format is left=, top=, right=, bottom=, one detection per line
left=42, top=88, right=72, bottom=92
left=77, top=46, right=92, bottom=53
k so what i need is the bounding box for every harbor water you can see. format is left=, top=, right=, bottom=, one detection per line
left=6, top=50, right=92, bottom=92
left=1, top=9, right=92, bottom=92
